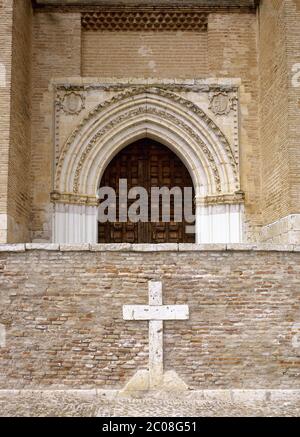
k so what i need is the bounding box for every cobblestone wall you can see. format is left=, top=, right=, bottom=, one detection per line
left=0, top=245, right=299, bottom=390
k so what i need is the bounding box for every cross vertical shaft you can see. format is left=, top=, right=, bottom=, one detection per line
left=148, top=281, right=163, bottom=388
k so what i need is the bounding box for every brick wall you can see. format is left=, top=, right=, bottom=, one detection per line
left=82, top=31, right=208, bottom=78
left=0, top=0, right=13, bottom=243
left=31, top=12, right=81, bottom=241
left=207, top=12, right=260, bottom=239
left=7, top=0, right=32, bottom=243
left=0, top=0, right=32, bottom=244
left=0, top=246, right=299, bottom=389
left=2, top=2, right=299, bottom=243
left=286, top=0, right=300, bottom=216
left=259, top=0, right=290, bottom=226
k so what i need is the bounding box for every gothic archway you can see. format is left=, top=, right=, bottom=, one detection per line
left=98, top=138, right=195, bottom=244
left=52, top=87, right=244, bottom=244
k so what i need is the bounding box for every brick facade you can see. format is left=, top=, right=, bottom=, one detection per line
left=0, top=1, right=299, bottom=244
left=0, top=245, right=299, bottom=389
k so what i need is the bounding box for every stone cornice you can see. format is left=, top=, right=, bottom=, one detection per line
left=52, top=77, right=241, bottom=93
left=33, top=0, right=259, bottom=13
left=34, top=1, right=259, bottom=7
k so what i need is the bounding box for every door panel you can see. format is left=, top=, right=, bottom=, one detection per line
left=98, top=139, right=195, bottom=243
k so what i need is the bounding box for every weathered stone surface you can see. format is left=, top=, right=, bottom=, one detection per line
left=132, top=244, right=178, bottom=252
left=0, top=389, right=299, bottom=417
left=60, top=244, right=90, bottom=251
left=0, top=244, right=25, bottom=252
left=25, top=243, right=59, bottom=251
left=90, top=243, right=132, bottom=252
left=179, top=244, right=227, bottom=251
left=123, top=305, right=189, bottom=321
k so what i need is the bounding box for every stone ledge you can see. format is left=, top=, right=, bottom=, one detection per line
left=0, top=243, right=298, bottom=253
left=25, top=243, right=60, bottom=251
left=90, top=243, right=132, bottom=252
left=0, top=389, right=299, bottom=403
left=179, top=243, right=226, bottom=251
left=0, top=244, right=26, bottom=252
left=60, top=244, right=90, bottom=252
left=131, top=244, right=178, bottom=252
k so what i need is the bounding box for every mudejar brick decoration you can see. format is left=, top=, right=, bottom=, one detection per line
left=81, top=11, right=208, bottom=32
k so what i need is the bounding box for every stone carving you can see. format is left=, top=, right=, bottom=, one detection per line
left=55, top=87, right=238, bottom=195
left=209, top=90, right=235, bottom=116
left=59, top=91, right=85, bottom=115
left=55, top=81, right=239, bottom=94
left=82, top=11, right=208, bottom=32
left=72, top=105, right=223, bottom=194
left=50, top=191, right=98, bottom=207
left=204, top=191, right=245, bottom=206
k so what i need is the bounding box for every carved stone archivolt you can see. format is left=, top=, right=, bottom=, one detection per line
left=72, top=106, right=222, bottom=194
left=53, top=81, right=241, bottom=207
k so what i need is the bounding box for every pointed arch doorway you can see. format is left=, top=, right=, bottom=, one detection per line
left=98, top=138, right=195, bottom=244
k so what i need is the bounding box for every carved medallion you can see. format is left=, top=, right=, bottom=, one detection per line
left=61, top=92, right=85, bottom=115
left=209, top=90, right=233, bottom=116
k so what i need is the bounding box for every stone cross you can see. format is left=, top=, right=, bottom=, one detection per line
left=123, top=281, right=189, bottom=389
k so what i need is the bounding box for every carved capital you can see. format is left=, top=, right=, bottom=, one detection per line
left=51, top=191, right=99, bottom=206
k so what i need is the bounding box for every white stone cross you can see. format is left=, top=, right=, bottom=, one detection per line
left=123, top=281, right=189, bottom=389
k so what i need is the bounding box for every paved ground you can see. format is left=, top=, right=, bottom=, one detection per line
left=0, top=390, right=299, bottom=417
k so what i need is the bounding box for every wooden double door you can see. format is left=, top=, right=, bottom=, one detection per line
left=98, top=139, right=195, bottom=243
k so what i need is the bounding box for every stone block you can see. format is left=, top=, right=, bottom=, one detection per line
left=179, top=244, right=226, bottom=251
left=0, top=244, right=25, bottom=252
left=60, top=244, right=90, bottom=252
left=131, top=244, right=178, bottom=252
left=90, top=243, right=132, bottom=252
left=26, top=243, right=59, bottom=251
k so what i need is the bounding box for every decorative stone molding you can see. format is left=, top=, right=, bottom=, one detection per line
left=81, top=11, right=208, bottom=32
left=204, top=191, right=245, bottom=205
left=52, top=78, right=242, bottom=244
left=50, top=191, right=98, bottom=206
left=72, top=105, right=223, bottom=194
left=54, top=80, right=240, bottom=94
left=55, top=85, right=239, bottom=196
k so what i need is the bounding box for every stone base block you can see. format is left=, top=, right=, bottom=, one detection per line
left=119, top=370, right=188, bottom=397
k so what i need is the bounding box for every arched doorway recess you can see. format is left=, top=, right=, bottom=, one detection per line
left=98, top=138, right=195, bottom=244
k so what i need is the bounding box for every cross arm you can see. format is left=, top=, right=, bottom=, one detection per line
left=123, top=305, right=189, bottom=321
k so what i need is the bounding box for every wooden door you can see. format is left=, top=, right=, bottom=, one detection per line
left=98, top=139, right=195, bottom=243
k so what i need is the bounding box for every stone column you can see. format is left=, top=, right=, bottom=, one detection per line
left=195, top=197, right=244, bottom=244
left=52, top=203, right=98, bottom=244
